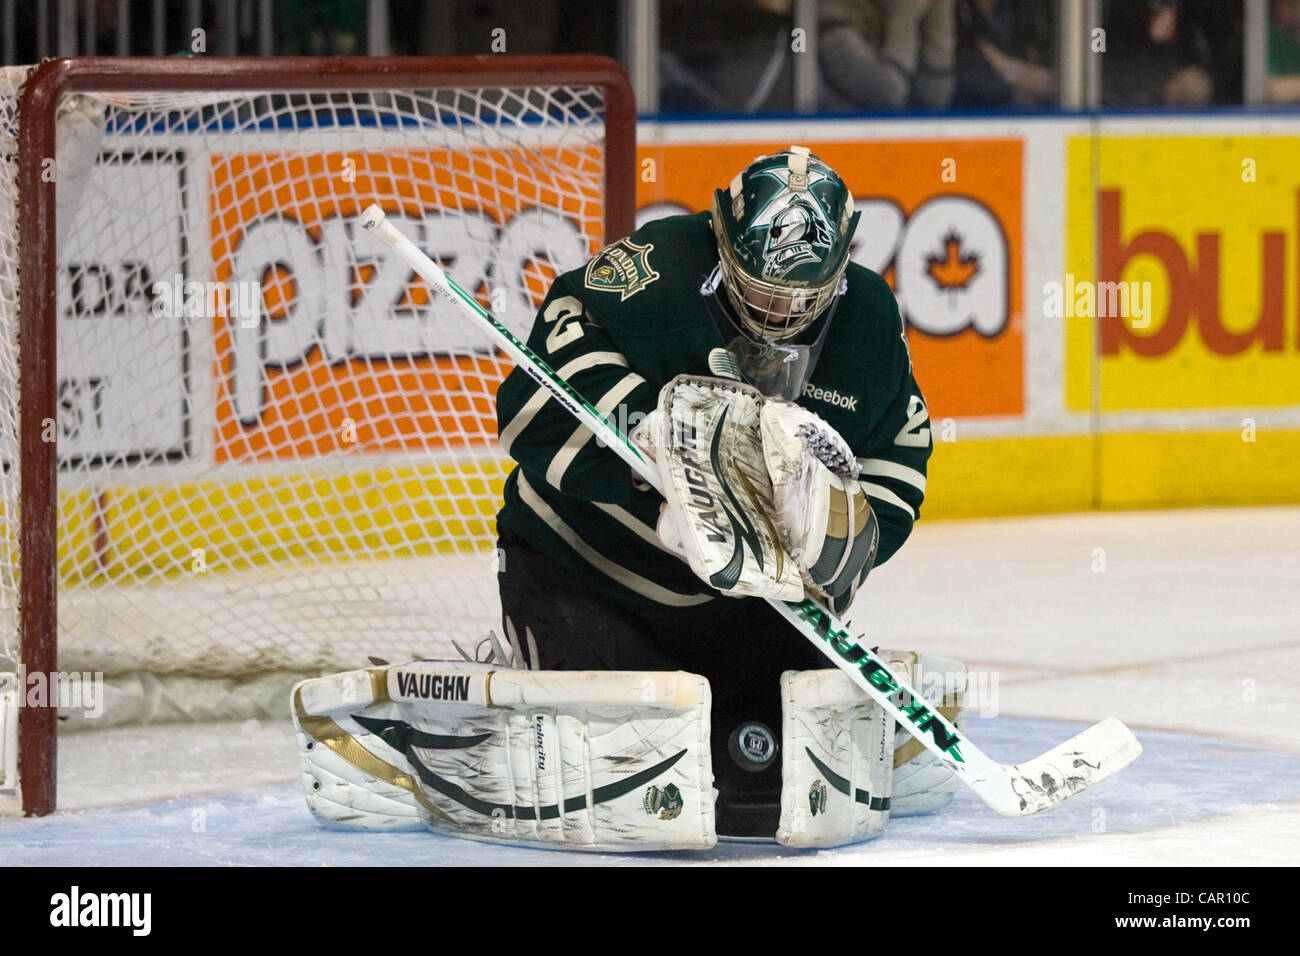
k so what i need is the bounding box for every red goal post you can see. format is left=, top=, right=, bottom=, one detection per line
left=4, top=55, right=636, bottom=817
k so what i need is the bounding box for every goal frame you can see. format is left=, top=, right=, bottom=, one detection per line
left=12, top=54, right=636, bottom=817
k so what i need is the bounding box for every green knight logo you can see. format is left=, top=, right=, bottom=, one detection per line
left=746, top=167, right=838, bottom=279
left=762, top=195, right=833, bottom=278
left=643, top=782, right=684, bottom=821
left=809, top=779, right=828, bottom=817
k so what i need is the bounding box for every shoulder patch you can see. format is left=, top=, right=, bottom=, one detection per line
left=584, top=238, right=660, bottom=301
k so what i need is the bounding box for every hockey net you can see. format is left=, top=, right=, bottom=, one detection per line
left=0, top=56, right=635, bottom=814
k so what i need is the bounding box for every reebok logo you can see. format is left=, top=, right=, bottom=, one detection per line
left=803, top=383, right=859, bottom=412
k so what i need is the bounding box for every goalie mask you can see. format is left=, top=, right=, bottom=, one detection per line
left=711, top=146, right=860, bottom=343
left=701, top=263, right=838, bottom=400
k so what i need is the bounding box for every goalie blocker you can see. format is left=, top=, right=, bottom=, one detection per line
left=292, top=651, right=965, bottom=849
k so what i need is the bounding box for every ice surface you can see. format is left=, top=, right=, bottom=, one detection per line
left=4, top=506, right=1298, bottom=865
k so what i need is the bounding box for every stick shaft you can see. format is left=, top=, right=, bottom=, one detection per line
left=361, top=209, right=658, bottom=489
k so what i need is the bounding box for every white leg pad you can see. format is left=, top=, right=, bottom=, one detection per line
left=879, top=649, right=967, bottom=817
left=776, top=669, right=892, bottom=848
left=0, top=673, right=18, bottom=811
left=292, top=662, right=716, bottom=852
left=293, top=666, right=436, bottom=831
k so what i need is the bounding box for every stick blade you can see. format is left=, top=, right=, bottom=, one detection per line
left=998, top=718, right=1142, bottom=817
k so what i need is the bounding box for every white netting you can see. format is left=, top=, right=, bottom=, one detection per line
left=1, top=69, right=24, bottom=690
left=0, top=67, right=612, bottom=723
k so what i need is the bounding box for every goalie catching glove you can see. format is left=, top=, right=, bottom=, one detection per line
left=761, top=400, right=879, bottom=613
left=634, top=374, right=877, bottom=610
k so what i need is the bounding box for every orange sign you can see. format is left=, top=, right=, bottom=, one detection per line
left=208, top=147, right=605, bottom=462
left=637, top=139, right=1025, bottom=418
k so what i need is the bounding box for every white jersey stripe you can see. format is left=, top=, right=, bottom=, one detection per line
left=594, top=502, right=674, bottom=553
left=545, top=373, right=645, bottom=488
left=516, top=473, right=712, bottom=607
left=856, top=458, right=927, bottom=494
left=858, top=481, right=916, bottom=519
left=498, top=351, right=631, bottom=454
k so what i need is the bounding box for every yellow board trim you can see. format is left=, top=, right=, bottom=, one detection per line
left=1098, top=429, right=1300, bottom=508
left=50, top=459, right=509, bottom=585
left=923, top=429, right=1300, bottom=518
left=924, top=436, right=1096, bottom=518
left=31, top=428, right=1300, bottom=589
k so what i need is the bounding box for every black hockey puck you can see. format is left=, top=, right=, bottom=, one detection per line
left=728, top=721, right=778, bottom=772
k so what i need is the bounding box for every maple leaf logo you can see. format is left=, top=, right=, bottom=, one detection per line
left=925, top=231, right=980, bottom=292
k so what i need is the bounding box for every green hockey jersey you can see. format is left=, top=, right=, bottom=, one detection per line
left=495, top=212, right=932, bottom=612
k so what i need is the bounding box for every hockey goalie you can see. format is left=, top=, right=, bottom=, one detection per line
left=292, top=147, right=967, bottom=850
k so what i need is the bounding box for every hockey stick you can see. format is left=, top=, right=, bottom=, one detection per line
left=358, top=204, right=1141, bottom=817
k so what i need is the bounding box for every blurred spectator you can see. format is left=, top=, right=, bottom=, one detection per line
left=818, top=0, right=956, bottom=111
left=952, top=0, right=1056, bottom=108
left=425, top=0, right=560, bottom=56
left=1101, top=0, right=1243, bottom=106
left=275, top=0, right=363, bottom=56
left=1268, top=0, right=1300, bottom=102
left=660, top=0, right=794, bottom=113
